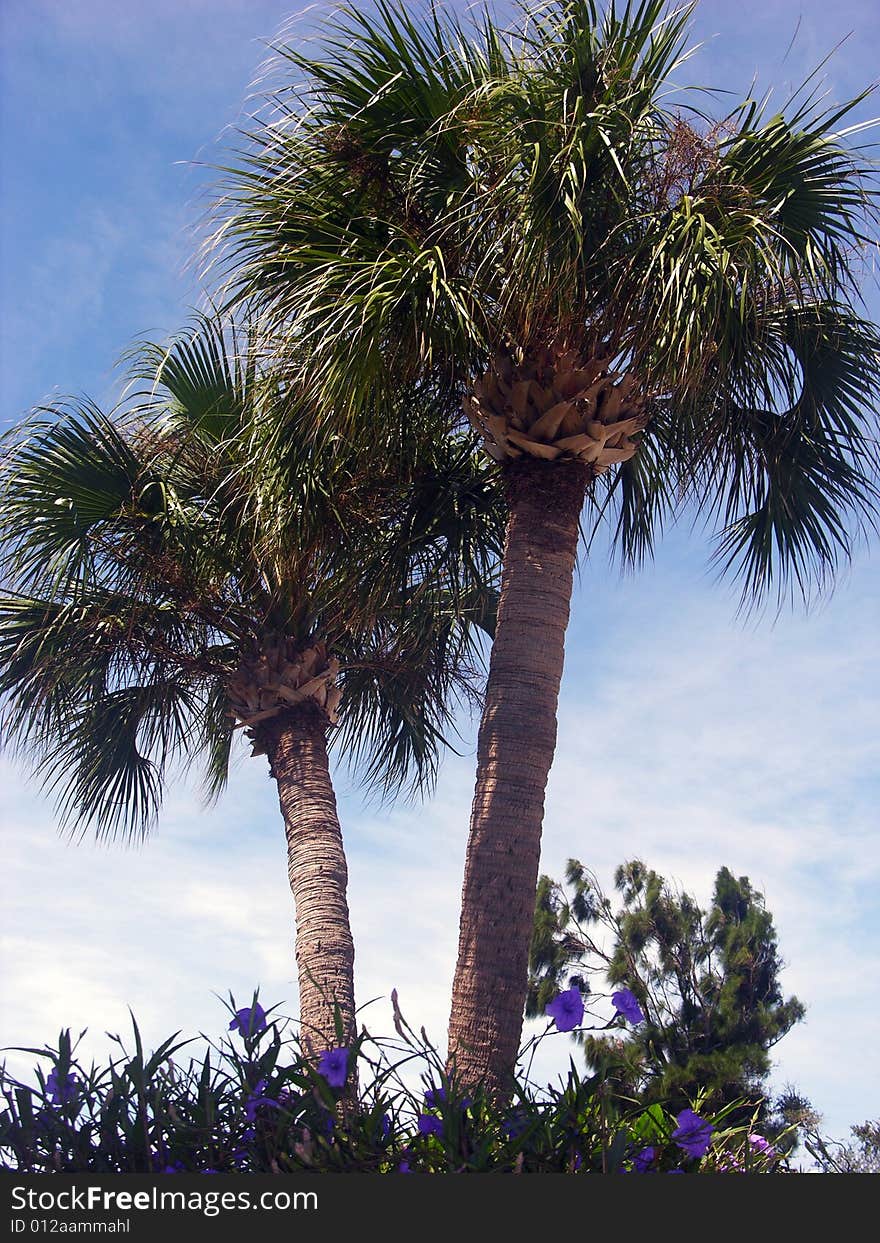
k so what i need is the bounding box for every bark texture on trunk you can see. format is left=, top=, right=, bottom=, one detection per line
left=447, top=457, right=588, bottom=1092
left=259, top=705, right=356, bottom=1054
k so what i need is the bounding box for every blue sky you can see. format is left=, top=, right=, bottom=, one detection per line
left=1, top=0, right=879, bottom=1148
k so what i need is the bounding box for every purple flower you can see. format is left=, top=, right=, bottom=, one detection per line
left=633, top=1146, right=656, bottom=1172
left=161, top=1162, right=184, bottom=1174
left=545, top=987, right=584, bottom=1033
left=502, top=1109, right=529, bottom=1140
left=228, top=1003, right=267, bottom=1037
left=424, top=1087, right=447, bottom=1108
left=612, top=988, right=645, bottom=1025
left=748, top=1133, right=775, bottom=1158
left=381, top=1113, right=392, bottom=1140
left=244, top=1078, right=280, bottom=1122
left=398, top=1153, right=412, bottom=1173
left=46, top=1069, right=77, bottom=1105
left=672, top=1109, right=713, bottom=1159
left=417, top=1114, right=443, bottom=1137
left=317, top=1047, right=349, bottom=1089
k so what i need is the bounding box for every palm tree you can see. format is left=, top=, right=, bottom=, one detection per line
left=0, top=315, right=502, bottom=1055
left=209, top=0, right=880, bottom=1088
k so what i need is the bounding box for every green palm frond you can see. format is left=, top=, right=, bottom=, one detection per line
left=622, top=93, right=879, bottom=389
left=695, top=305, right=880, bottom=607
left=186, top=677, right=237, bottom=806
left=208, top=4, right=504, bottom=402
left=45, top=681, right=197, bottom=843
left=589, top=396, right=681, bottom=568
left=0, top=401, right=141, bottom=594
left=125, top=314, right=255, bottom=445
left=721, top=97, right=877, bottom=290
left=0, top=594, right=118, bottom=749
left=0, top=588, right=228, bottom=841
left=0, top=377, right=252, bottom=838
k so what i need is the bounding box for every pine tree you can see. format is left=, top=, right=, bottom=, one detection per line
left=528, top=858, right=805, bottom=1115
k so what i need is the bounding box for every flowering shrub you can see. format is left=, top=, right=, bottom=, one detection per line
left=0, top=993, right=789, bottom=1174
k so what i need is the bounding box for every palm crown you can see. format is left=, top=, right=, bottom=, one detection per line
left=215, top=0, right=880, bottom=603
left=0, top=315, right=502, bottom=841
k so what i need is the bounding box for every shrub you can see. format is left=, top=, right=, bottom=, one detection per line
left=0, top=992, right=787, bottom=1174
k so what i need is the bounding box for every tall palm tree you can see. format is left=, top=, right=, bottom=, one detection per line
left=209, top=0, right=880, bottom=1088
left=0, top=315, right=502, bottom=1055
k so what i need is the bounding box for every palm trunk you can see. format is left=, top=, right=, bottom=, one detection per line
left=260, top=706, right=356, bottom=1055
left=447, top=457, right=588, bottom=1092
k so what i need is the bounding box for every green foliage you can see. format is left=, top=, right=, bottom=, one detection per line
left=528, top=858, right=805, bottom=1117
left=0, top=315, right=503, bottom=837
left=0, top=997, right=784, bottom=1174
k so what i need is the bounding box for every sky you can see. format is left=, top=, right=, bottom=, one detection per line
left=1, top=0, right=878, bottom=1151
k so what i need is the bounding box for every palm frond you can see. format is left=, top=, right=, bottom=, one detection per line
left=125, top=314, right=254, bottom=446
left=186, top=677, right=237, bottom=806
left=44, top=681, right=200, bottom=843
left=693, top=304, right=880, bottom=608
left=0, top=401, right=142, bottom=594
left=0, top=585, right=235, bottom=840
left=588, top=395, right=681, bottom=567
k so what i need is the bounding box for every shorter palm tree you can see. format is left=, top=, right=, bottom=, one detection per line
left=0, top=316, right=502, bottom=1053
